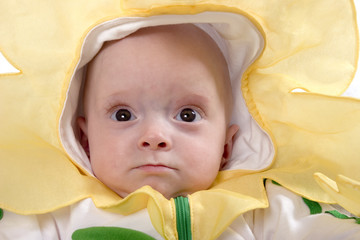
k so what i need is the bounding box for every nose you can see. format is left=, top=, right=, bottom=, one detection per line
left=138, top=130, right=171, bottom=151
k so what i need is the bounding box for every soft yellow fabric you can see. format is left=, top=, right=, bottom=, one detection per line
left=0, top=0, right=359, bottom=239
left=314, top=173, right=360, bottom=216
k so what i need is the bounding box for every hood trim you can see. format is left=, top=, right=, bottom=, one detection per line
left=59, top=11, right=274, bottom=176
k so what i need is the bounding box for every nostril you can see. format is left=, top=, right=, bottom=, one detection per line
left=140, top=140, right=168, bottom=149
left=158, top=142, right=166, bottom=148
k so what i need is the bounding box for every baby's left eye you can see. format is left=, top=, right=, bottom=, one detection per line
left=175, top=108, right=202, bottom=122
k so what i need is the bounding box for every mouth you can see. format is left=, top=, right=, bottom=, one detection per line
left=134, top=164, right=176, bottom=173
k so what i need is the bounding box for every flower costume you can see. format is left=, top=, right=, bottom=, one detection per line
left=0, top=0, right=359, bottom=239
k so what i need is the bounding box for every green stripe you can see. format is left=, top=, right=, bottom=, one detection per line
left=302, top=197, right=322, bottom=215
left=271, top=180, right=281, bottom=186
left=325, top=210, right=360, bottom=224
left=0, top=208, right=3, bottom=220
left=174, top=197, right=192, bottom=240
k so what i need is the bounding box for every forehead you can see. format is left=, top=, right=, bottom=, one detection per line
left=85, top=24, right=230, bottom=103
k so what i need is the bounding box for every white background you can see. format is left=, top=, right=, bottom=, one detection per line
left=343, top=1, right=360, bottom=98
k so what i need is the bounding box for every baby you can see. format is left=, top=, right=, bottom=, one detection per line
left=77, top=24, right=239, bottom=199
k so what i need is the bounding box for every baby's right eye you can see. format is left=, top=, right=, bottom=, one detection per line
left=111, top=109, right=136, bottom=121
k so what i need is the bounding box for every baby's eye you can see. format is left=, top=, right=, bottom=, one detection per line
left=111, top=109, right=136, bottom=121
left=175, top=108, right=202, bottom=122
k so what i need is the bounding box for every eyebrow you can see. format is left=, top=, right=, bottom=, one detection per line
left=173, top=93, right=210, bottom=114
left=174, top=93, right=209, bottom=105
left=100, top=92, right=130, bottom=112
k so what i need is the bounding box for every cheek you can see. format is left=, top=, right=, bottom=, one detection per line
left=179, top=130, right=225, bottom=169
left=88, top=134, right=130, bottom=187
left=180, top=141, right=223, bottom=191
left=191, top=126, right=227, bottom=170
left=87, top=127, right=131, bottom=169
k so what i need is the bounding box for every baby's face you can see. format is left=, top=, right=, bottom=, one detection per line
left=78, top=25, right=238, bottom=199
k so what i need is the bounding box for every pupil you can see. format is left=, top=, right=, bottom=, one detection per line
left=115, top=109, right=131, bottom=121
left=181, top=108, right=196, bottom=122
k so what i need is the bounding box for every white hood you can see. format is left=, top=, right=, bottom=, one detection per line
left=59, top=11, right=274, bottom=176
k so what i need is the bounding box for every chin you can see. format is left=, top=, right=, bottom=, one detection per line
left=148, top=184, right=187, bottom=200
left=160, top=188, right=195, bottom=200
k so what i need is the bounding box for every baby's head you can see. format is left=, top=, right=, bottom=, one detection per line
left=77, top=24, right=239, bottom=199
